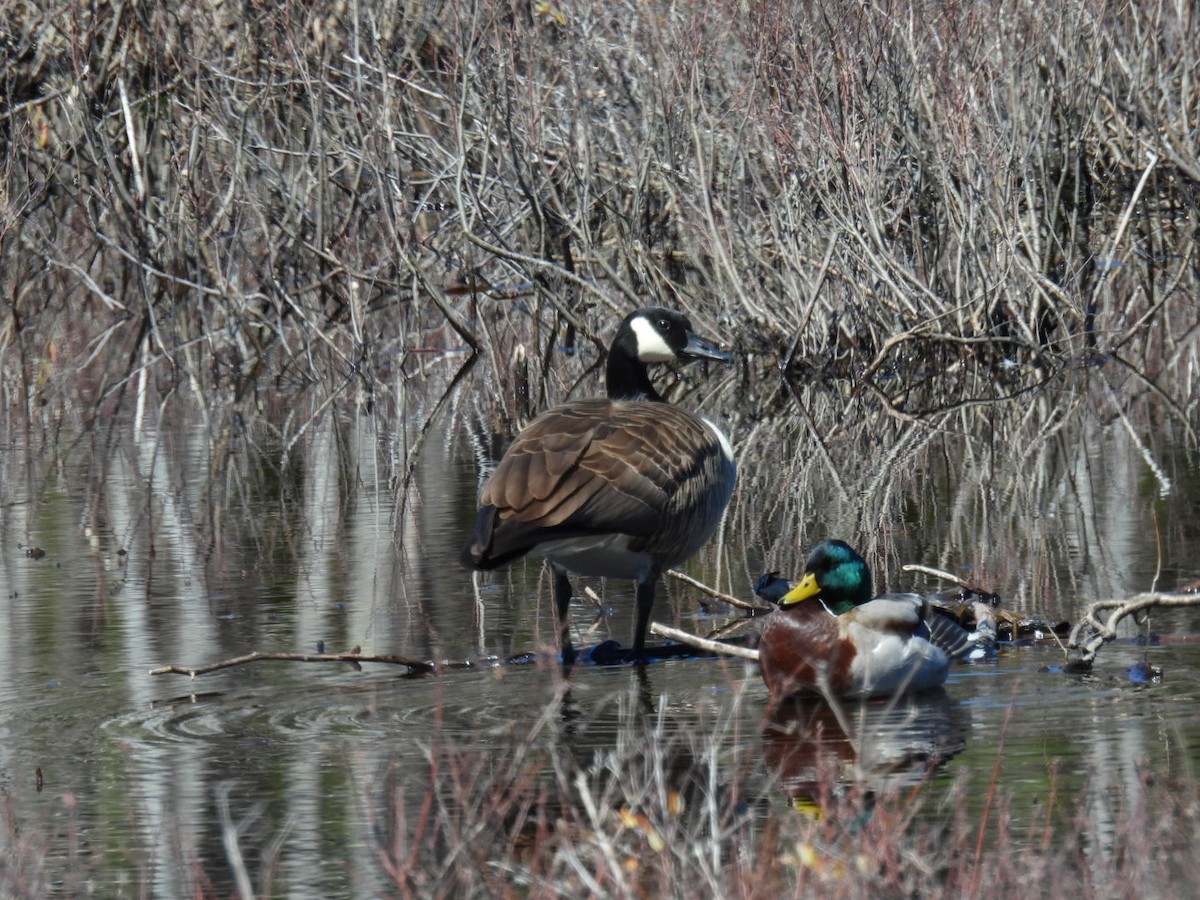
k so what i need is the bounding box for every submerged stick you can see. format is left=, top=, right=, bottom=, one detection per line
left=649, top=622, right=761, bottom=661
left=149, top=650, right=438, bottom=678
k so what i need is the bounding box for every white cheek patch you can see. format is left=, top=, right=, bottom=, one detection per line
left=629, top=316, right=677, bottom=362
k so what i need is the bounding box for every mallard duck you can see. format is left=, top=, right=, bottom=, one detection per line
left=464, top=307, right=737, bottom=663
left=757, top=540, right=975, bottom=700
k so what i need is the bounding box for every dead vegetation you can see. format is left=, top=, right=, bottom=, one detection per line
left=2, top=1, right=1199, bottom=893
left=1, top=0, right=1196, bottom=438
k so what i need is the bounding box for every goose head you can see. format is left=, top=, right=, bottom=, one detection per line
left=606, top=307, right=734, bottom=401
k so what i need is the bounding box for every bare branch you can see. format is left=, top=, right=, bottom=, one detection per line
left=649, top=623, right=760, bottom=661
left=1067, top=592, right=1200, bottom=668
left=666, top=569, right=772, bottom=612
left=149, top=650, right=439, bottom=678
left=901, top=563, right=974, bottom=589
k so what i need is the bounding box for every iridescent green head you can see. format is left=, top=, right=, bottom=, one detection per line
left=780, top=539, right=873, bottom=614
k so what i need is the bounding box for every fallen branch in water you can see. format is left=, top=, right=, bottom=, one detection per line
left=1067, top=591, right=1200, bottom=670
left=900, top=563, right=1001, bottom=604
left=649, top=622, right=761, bottom=661
left=666, top=569, right=773, bottom=612
left=148, top=634, right=755, bottom=677
left=150, top=650, right=442, bottom=678
left=901, top=563, right=974, bottom=588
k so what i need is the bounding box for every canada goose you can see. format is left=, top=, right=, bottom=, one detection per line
left=464, top=307, right=737, bottom=663
left=757, top=540, right=978, bottom=700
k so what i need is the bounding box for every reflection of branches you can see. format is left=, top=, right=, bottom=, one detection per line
left=1106, top=356, right=1199, bottom=448
left=1103, top=379, right=1172, bottom=498
left=1067, top=592, right=1200, bottom=669
left=857, top=351, right=1055, bottom=423
left=396, top=352, right=479, bottom=502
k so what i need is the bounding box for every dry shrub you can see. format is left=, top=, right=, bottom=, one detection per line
left=1, top=0, right=1195, bottom=435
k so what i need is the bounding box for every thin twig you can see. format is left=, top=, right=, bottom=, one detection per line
left=666, top=569, right=772, bottom=612
left=149, top=650, right=438, bottom=678
left=901, top=563, right=972, bottom=589
left=1089, top=151, right=1159, bottom=311
left=118, top=77, right=146, bottom=205
left=901, top=563, right=1002, bottom=605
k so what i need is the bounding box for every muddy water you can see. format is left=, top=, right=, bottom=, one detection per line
left=1, top=369, right=1198, bottom=893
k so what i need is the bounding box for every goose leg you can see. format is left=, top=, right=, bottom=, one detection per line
left=552, top=565, right=576, bottom=665
left=629, top=577, right=657, bottom=663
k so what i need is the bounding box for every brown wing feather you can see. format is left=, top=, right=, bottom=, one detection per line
left=481, top=399, right=669, bottom=530
left=475, top=398, right=726, bottom=564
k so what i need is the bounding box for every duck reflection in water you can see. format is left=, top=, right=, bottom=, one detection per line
left=762, top=688, right=967, bottom=819
left=754, top=541, right=975, bottom=817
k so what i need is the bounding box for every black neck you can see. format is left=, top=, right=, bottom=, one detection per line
left=605, top=352, right=662, bottom=402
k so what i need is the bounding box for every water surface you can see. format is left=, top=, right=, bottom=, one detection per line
left=1, top=370, right=1198, bottom=893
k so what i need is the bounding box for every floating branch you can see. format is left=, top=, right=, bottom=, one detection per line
left=1067, top=592, right=1200, bottom=669
left=901, top=563, right=1001, bottom=604
left=148, top=639, right=746, bottom=677
left=666, top=569, right=773, bottom=612
left=649, top=622, right=761, bottom=661
left=150, top=650, right=443, bottom=678
left=901, top=563, right=975, bottom=589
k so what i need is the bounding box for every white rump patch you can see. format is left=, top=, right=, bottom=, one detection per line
left=701, top=415, right=736, bottom=463
left=629, top=315, right=677, bottom=362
